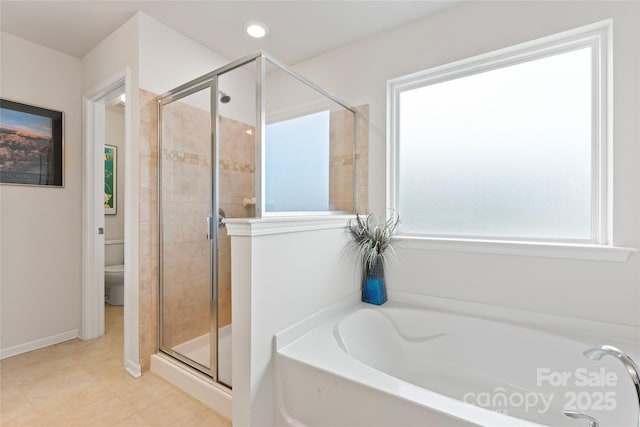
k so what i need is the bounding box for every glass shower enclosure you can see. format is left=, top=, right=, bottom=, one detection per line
left=157, top=52, right=357, bottom=387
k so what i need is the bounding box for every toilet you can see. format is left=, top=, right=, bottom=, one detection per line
left=105, top=240, right=124, bottom=306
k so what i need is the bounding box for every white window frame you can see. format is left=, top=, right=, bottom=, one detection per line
left=387, top=20, right=634, bottom=262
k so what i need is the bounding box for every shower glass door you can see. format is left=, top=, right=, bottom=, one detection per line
left=216, top=64, right=257, bottom=386
left=158, top=52, right=351, bottom=389
left=159, top=85, right=217, bottom=378
left=158, top=60, right=255, bottom=387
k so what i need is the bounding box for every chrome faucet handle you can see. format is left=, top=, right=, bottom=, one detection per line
left=564, top=411, right=599, bottom=427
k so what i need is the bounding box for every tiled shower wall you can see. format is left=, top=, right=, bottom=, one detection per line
left=137, top=90, right=368, bottom=372
left=157, top=95, right=211, bottom=355
left=330, top=105, right=369, bottom=213
left=218, top=115, right=256, bottom=330
left=139, top=89, right=159, bottom=372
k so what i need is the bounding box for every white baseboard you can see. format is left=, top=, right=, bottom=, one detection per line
left=125, top=358, right=142, bottom=378
left=151, top=353, right=232, bottom=420
left=0, top=329, right=79, bottom=360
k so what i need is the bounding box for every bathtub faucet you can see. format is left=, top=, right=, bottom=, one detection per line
left=583, top=345, right=640, bottom=427
left=563, top=411, right=598, bottom=427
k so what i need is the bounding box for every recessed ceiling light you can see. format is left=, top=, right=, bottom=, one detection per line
left=246, top=22, right=267, bottom=38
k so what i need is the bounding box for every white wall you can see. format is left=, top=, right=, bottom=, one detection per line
left=227, top=219, right=359, bottom=427
left=0, top=32, right=83, bottom=354
left=105, top=107, right=125, bottom=241
left=138, top=14, right=255, bottom=125
left=138, top=13, right=229, bottom=94
left=286, top=1, right=640, bottom=326
left=82, top=13, right=141, bottom=373
left=82, top=15, right=139, bottom=94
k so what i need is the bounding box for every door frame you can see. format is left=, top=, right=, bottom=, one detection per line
left=156, top=83, right=219, bottom=381
left=82, top=68, right=141, bottom=377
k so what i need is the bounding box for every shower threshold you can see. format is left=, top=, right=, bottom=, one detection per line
left=150, top=352, right=231, bottom=420
left=171, top=324, right=232, bottom=386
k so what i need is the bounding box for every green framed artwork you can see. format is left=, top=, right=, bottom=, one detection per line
left=104, top=145, right=117, bottom=215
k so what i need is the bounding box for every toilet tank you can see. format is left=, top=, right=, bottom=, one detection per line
left=105, top=239, right=124, bottom=266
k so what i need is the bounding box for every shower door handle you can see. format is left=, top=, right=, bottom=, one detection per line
left=218, top=208, right=226, bottom=228
left=206, top=214, right=214, bottom=239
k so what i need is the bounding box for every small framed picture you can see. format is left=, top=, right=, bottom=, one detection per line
left=104, top=145, right=117, bottom=215
left=0, top=99, right=64, bottom=187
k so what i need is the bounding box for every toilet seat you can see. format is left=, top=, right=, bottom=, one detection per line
left=105, top=264, right=124, bottom=273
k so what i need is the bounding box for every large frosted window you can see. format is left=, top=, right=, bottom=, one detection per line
left=265, top=111, right=330, bottom=211
left=394, top=45, right=598, bottom=242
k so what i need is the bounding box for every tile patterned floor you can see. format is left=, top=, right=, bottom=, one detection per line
left=0, top=305, right=231, bottom=427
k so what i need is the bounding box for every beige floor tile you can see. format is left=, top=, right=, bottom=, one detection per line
left=61, top=395, right=134, bottom=426
left=112, top=413, right=151, bottom=427
left=0, top=388, right=33, bottom=423
left=2, top=355, right=77, bottom=388
left=183, top=406, right=231, bottom=427
left=29, top=383, right=114, bottom=415
left=20, top=365, right=97, bottom=404
left=86, top=364, right=135, bottom=391
left=136, top=390, right=218, bottom=426
left=115, top=373, right=177, bottom=413
left=0, top=304, right=231, bottom=427
left=1, top=407, right=40, bottom=427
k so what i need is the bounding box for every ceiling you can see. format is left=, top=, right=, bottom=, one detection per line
left=0, top=1, right=461, bottom=65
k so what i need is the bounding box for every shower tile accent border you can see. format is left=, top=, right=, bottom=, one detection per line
left=220, top=160, right=255, bottom=173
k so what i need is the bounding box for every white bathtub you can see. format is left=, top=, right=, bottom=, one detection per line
left=276, top=294, right=638, bottom=426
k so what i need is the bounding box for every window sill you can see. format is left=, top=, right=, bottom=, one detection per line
left=225, top=215, right=354, bottom=237
left=395, top=236, right=636, bottom=262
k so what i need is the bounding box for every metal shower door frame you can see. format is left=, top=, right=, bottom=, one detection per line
left=156, top=50, right=358, bottom=388
left=157, top=81, right=219, bottom=380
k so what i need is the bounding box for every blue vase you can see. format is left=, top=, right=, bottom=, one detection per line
left=362, top=261, right=387, bottom=305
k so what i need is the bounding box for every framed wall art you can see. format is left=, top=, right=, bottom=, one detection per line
left=104, top=145, right=117, bottom=215
left=0, top=99, right=63, bottom=187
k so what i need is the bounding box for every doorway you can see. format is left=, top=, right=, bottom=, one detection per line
left=104, top=92, right=125, bottom=310
left=82, top=70, right=140, bottom=376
